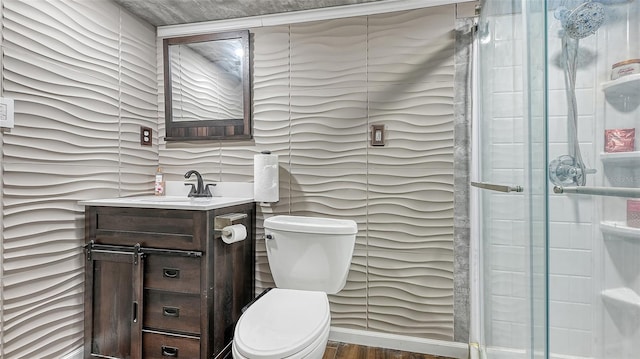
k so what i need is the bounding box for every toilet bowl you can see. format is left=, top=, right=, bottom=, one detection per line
left=231, top=215, right=357, bottom=359
left=232, top=288, right=331, bottom=359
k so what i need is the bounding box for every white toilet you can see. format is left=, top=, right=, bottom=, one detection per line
left=232, top=215, right=357, bottom=359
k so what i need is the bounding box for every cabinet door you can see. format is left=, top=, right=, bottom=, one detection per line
left=84, top=248, right=144, bottom=359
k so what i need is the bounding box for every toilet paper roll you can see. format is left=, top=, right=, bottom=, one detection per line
left=221, top=224, right=247, bottom=244
left=254, top=153, right=279, bottom=203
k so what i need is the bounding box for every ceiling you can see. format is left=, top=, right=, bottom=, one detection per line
left=112, top=0, right=388, bottom=27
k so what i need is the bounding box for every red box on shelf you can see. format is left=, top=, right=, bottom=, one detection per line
left=627, top=200, right=640, bottom=228
left=605, top=128, right=635, bottom=153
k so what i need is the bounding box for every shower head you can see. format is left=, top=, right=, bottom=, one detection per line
left=555, top=1, right=605, bottom=39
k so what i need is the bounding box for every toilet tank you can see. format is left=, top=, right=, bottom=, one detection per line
left=264, top=215, right=357, bottom=294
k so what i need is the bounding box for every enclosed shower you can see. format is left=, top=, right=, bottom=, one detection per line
left=473, top=0, right=640, bottom=358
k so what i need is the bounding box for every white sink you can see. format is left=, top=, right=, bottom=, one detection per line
left=128, top=196, right=191, bottom=202
left=79, top=195, right=254, bottom=210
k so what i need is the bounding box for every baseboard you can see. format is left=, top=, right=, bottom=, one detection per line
left=329, top=327, right=469, bottom=359
left=60, top=347, right=83, bottom=359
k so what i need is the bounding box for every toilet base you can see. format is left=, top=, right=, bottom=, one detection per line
left=232, top=322, right=330, bottom=359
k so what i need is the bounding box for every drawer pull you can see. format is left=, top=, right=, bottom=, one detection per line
left=163, top=268, right=180, bottom=279
left=163, top=306, right=180, bottom=317
left=161, top=345, right=179, bottom=357
left=132, top=301, right=138, bottom=323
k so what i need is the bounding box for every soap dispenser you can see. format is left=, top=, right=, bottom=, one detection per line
left=154, top=167, right=165, bottom=196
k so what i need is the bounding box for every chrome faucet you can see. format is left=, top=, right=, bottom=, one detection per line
left=184, top=170, right=215, bottom=198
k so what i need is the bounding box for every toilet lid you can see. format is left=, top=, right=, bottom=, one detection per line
left=234, top=288, right=330, bottom=359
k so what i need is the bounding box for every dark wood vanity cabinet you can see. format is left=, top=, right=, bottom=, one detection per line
left=83, top=203, right=255, bottom=359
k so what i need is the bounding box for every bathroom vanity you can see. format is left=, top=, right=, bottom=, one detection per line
left=80, top=196, right=255, bottom=359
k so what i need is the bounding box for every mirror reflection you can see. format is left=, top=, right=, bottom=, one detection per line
left=163, top=31, right=251, bottom=141
left=170, top=39, right=243, bottom=122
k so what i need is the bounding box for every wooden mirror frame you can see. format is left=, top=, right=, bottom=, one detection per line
left=163, top=30, right=251, bottom=141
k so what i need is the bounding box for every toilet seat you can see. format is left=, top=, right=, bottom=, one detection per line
left=233, top=288, right=330, bottom=359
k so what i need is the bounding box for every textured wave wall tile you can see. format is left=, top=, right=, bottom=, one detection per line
left=367, top=168, right=454, bottom=252
left=289, top=167, right=367, bottom=253
left=119, top=11, right=158, bottom=167
left=367, top=249, right=454, bottom=340
left=2, top=0, right=120, bottom=167
left=1, top=0, right=158, bottom=357
left=368, top=6, right=455, bottom=85
left=2, top=163, right=121, bottom=358
left=368, top=83, right=454, bottom=168
left=329, top=248, right=367, bottom=329
left=120, top=11, right=158, bottom=196
left=367, top=167, right=453, bottom=339
left=290, top=88, right=367, bottom=168
left=290, top=18, right=367, bottom=89
left=251, top=26, right=291, bottom=156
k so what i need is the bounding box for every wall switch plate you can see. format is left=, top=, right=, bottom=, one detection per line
left=140, top=126, right=152, bottom=146
left=0, top=98, right=15, bottom=129
left=371, top=124, right=385, bottom=146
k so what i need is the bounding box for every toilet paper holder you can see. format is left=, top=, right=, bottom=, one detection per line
left=214, top=213, right=248, bottom=235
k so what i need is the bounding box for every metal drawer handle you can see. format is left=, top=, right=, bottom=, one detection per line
left=163, top=268, right=180, bottom=279
left=132, top=301, right=138, bottom=323
left=163, top=306, right=180, bottom=317
left=161, top=345, right=179, bottom=357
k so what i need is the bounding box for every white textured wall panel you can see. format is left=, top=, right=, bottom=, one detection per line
left=120, top=10, right=158, bottom=168
left=159, top=5, right=456, bottom=341
left=290, top=18, right=367, bottom=89
left=290, top=87, right=368, bottom=167
left=0, top=1, right=158, bottom=357
left=119, top=11, right=159, bottom=196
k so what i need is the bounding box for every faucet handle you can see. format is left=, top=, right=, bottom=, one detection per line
left=204, top=183, right=216, bottom=197
left=184, top=183, right=196, bottom=197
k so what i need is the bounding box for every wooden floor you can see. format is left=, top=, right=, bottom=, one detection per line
left=322, top=342, right=455, bottom=359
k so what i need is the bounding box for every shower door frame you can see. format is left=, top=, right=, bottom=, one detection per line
left=473, top=0, right=549, bottom=358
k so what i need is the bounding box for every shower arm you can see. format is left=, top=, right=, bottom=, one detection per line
left=553, top=185, right=640, bottom=198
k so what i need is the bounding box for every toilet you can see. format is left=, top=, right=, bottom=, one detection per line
left=232, top=215, right=357, bottom=359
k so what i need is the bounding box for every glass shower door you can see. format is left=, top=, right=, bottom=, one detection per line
left=474, top=0, right=548, bottom=358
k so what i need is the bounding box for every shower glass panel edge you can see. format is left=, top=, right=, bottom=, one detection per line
left=524, top=0, right=549, bottom=358
left=475, top=0, right=549, bottom=358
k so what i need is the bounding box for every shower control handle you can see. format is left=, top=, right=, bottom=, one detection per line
left=471, top=181, right=523, bottom=193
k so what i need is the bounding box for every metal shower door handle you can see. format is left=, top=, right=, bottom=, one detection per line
left=553, top=185, right=640, bottom=198
left=471, top=181, right=523, bottom=193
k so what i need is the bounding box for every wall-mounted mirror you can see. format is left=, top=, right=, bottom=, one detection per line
left=163, top=30, right=251, bottom=141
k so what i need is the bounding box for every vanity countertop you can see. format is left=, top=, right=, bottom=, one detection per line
left=78, top=195, right=254, bottom=211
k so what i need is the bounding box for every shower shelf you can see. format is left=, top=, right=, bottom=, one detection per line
left=600, top=221, right=640, bottom=240
left=602, top=73, right=640, bottom=94
left=601, top=288, right=640, bottom=313
left=600, top=151, right=640, bottom=165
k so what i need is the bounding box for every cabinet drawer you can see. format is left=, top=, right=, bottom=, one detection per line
left=145, top=255, right=200, bottom=294
left=143, top=331, right=200, bottom=359
left=144, top=290, right=201, bottom=334
left=92, top=207, right=206, bottom=251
